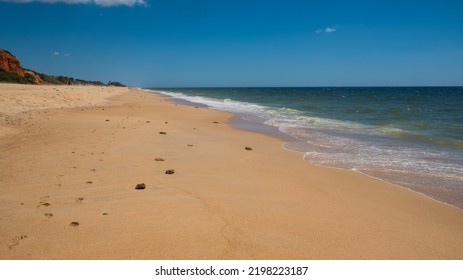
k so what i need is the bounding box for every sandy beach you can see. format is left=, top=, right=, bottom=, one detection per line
left=1, top=83, right=462, bottom=260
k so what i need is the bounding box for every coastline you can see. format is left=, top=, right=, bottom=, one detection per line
left=156, top=88, right=463, bottom=211
left=152, top=87, right=463, bottom=209
left=1, top=84, right=463, bottom=259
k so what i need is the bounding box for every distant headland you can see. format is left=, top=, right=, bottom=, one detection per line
left=0, top=49, right=125, bottom=87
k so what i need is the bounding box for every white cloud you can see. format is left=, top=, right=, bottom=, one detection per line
left=315, top=27, right=337, bottom=34
left=325, top=27, right=336, bottom=33
left=94, top=0, right=146, bottom=7
left=53, top=51, right=72, bottom=56
left=0, top=0, right=146, bottom=6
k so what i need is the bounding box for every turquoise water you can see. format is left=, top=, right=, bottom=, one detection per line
left=148, top=87, right=463, bottom=208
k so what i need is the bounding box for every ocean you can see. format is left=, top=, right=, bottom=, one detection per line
left=147, top=87, right=463, bottom=209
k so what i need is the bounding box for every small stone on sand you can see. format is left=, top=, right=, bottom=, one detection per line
left=155, top=158, right=165, bottom=161
left=159, top=131, right=167, bottom=135
left=165, top=169, right=175, bottom=175
left=135, top=183, right=146, bottom=190
left=69, top=222, right=79, bottom=227
left=245, top=147, right=253, bottom=151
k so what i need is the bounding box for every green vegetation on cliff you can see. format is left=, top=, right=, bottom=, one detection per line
left=0, top=68, right=29, bottom=84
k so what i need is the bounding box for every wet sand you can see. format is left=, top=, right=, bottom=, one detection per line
left=1, top=83, right=462, bottom=259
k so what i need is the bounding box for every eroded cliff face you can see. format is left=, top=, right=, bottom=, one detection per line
left=0, top=49, right=25, bottom=77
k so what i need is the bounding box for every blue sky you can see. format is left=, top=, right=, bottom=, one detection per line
left=1, top=0, right=462, bottom=87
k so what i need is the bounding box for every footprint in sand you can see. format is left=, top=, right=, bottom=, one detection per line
left=8, top=235, right=28, bottom=249
left=38, top=196, right=51, bottom=207
left=69, top=222, right=79, bottom=227
left=44, top=213, right=53, bottom=218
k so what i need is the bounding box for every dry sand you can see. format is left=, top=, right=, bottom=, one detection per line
left=1, top=83, right=462, bottom=259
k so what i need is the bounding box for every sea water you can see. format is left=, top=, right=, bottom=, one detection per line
left=148, top=87, right=463, bottom=208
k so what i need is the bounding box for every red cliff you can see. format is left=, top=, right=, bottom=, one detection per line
left=0, top=49, right=25, bottom=77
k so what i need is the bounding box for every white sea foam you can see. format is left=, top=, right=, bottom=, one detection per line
left=154, top=90, right=268, bottom=115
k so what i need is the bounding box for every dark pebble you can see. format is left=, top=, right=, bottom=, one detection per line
left=135, top=183, right=146, bottom=190
left=165, top=169, right=175, bottom=175
left=69, top=222, right=79, bottom=227
left=154, top=158, right=165, bottom=161
left=245, top=147, right=253, bottom=151
left=159, top=132, right=167, bottom=135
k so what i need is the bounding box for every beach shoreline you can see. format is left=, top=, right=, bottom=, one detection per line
left=151, top=87, right=463, bottom=210
left=1, top=84, right=463, bottom=259
left=158, top=89, right=463, bottom=213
